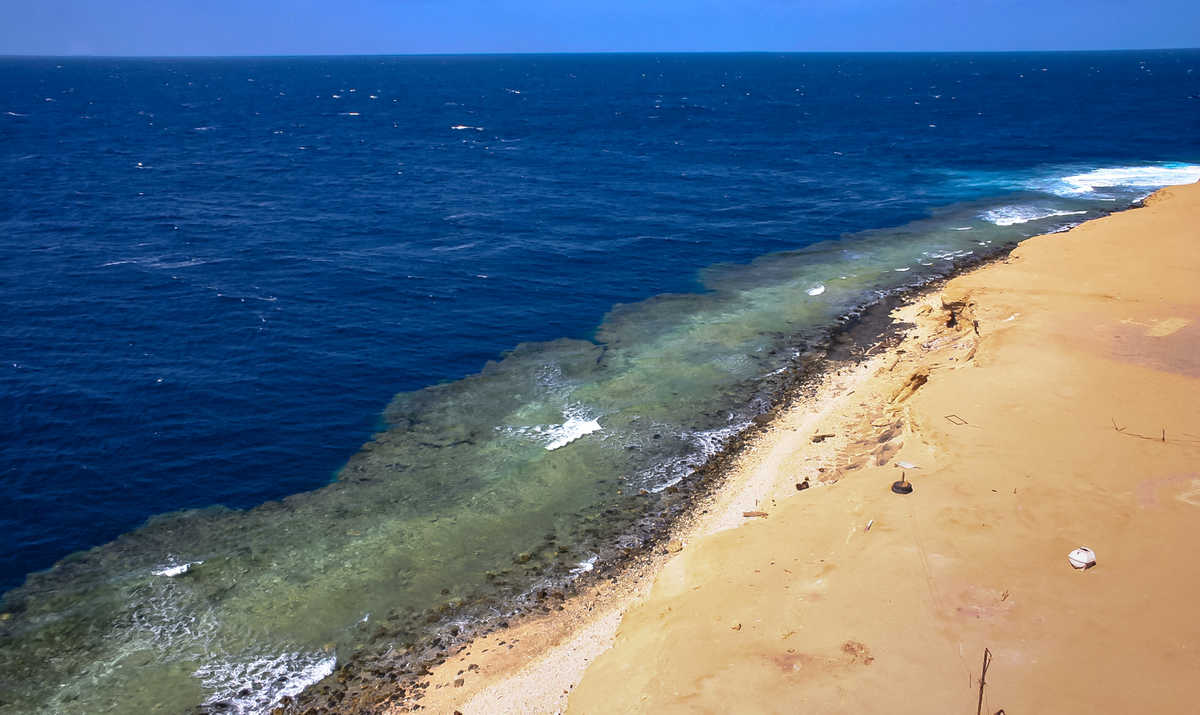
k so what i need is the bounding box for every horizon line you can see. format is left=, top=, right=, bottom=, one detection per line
left=3, top=46, right=1200, bottom=60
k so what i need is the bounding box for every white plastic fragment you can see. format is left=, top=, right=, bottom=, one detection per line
left=1067, top=547, right=1096, bottom=570
left=895, top=461, right=919, bottom=470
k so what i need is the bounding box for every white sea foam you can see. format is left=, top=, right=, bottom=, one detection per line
left=953, top=226, right=973, bottom=231
left=1045, top=163, right=1200, bottom=197
left=450, top=125, right=484, bottom=131
left=569, top=555, right=598, bottom=575
left=506, top=404, right=603, bottom=451
left=543, top=416, right=602, bottom=450
left=194, top=651, right=336, bottom=714
left=645, top=421, right=751, bottom=493
left=152, top=560, right=202, bottom=577
left=980, top=206, right=1087, bottom=226
left=806, top=285, right=826, bottom=296
left=925, top=248, right=976, bottom=261
left=123, top=578, right=221, bottom=657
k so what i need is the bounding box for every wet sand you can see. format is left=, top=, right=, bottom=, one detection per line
left=402, top=182, right=1200, bottom=713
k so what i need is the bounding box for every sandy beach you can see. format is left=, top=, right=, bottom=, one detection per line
left=398, top=181, right=1200, bottom=714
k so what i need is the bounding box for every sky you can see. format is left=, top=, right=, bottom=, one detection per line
left=1, top=0, right=1199, bottom=56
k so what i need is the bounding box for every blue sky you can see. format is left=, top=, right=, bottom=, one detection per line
left=2, top=0, right=1198, bottom=56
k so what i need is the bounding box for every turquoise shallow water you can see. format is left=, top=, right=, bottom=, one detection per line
left=2, top=51, right=1200, bottom=713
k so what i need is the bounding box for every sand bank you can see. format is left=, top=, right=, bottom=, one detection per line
left=403, top=182, right=1200, bottom=713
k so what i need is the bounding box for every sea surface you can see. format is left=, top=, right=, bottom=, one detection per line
left=2, top=51, right=1199, bottom=713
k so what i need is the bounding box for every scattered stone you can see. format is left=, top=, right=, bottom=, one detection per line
left=841, top=640, right=874, bottom=664
left=453, top=678, right=464, bottom=688
left=811, top=433, right=836, bottom=443
left=514, top=552, right=531, bottom=564
left=795, top=479, right=810, bottom=491
left=665, top=540, right=684, bottom=554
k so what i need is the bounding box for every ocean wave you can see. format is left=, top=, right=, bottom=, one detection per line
left=1036, top=162, right=1200, bottom=197
left=543, top=415, right=602, bottom=450
left=980, top=205, right=1087, bottom=226
left=504, top=404, right=603, bottom=451
left=152, top=560, right=202, bottom=577
left=569, top=555, right=598, bottom=575
left=194, top=651, right=337, bottom=715
left=645, top=421, right=751, bottom=493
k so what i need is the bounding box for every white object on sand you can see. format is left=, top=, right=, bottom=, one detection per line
left=895, top=461, right=919, bottom=470
left=1067, top=547, right=1096, bottom=569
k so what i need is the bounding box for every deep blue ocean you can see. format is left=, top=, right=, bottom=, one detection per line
left=2, top=52, right=1199, bottom=712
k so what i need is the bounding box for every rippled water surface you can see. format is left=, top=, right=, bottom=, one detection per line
left=2, top=51, right=1199, bottom=712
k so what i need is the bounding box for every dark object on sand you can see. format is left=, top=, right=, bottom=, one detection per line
left=891, top=472, right=913, bottom=494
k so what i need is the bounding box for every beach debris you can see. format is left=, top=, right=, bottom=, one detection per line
left=742, top=511, right=769, bottom=518
left=944, top=414, right=968, bottom=426
left=730, top=622, right=742, bottom=631
left=795, top=478, right=810, bottom=491
left=976, top=648, right=994, bottom=715
left=889, top=368, right=929, bottom=403
left=865, top=519, right=874, bottom=532
left=1067, top=547, right=1096, bottom=569
left=665, top=540, right=684, bottom=554
left=841, top=640, right=875, bottom=665
left=891, top=472, right=913, bottom=495
left=811, top=432, right=836, bottom=443
left=895, top=460, right=919, bottom=470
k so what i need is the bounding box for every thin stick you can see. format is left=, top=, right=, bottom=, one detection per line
left=976, top=648, right=992, bottom=715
